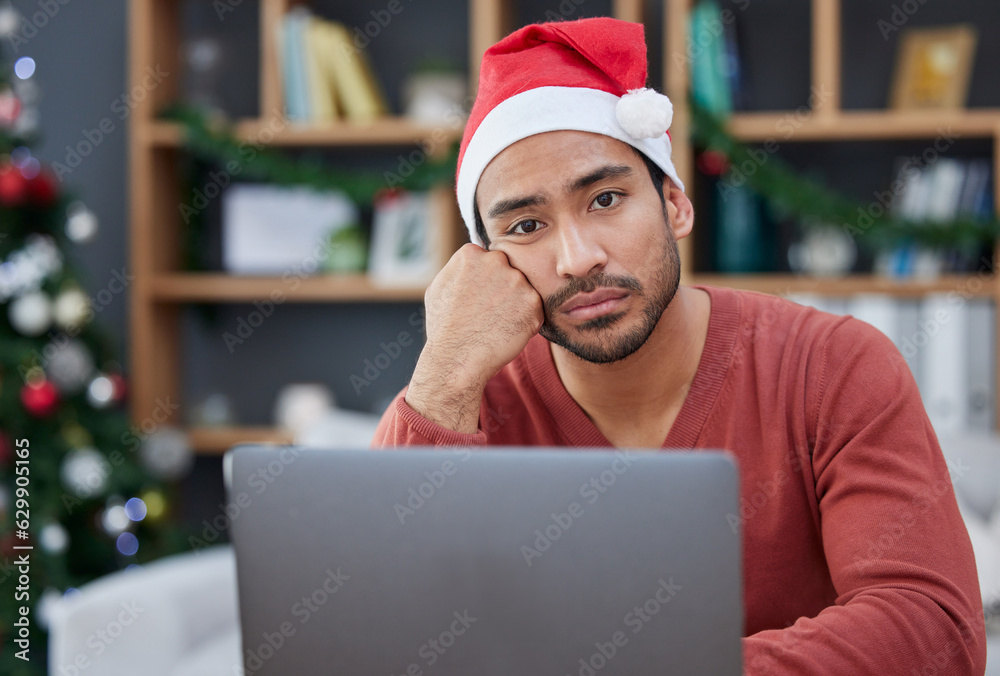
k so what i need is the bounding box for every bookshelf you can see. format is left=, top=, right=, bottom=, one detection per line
left=128, top=0, right=1000, bottom=455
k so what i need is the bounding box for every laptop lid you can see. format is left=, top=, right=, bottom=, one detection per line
left=225, top=446, right=743, bottom=675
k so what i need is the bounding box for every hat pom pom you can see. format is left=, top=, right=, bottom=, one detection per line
left=616, top=88, right=673, bottom=139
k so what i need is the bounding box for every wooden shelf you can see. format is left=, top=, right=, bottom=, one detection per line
left=690, top=273, right=998, bottom=298
left=128, top=0, right=1000, bottom=437
left=150, top=273, right=427, bottom=303
left=726, top=109, right=1000, bottom=142
left=142, top=117, right=465, bottom=148
left=187, top=426, right=295, bottom=455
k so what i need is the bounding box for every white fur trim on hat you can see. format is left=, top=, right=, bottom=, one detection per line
left=457, top=86, right=684, bottom=247
left=616, top=88, right=674, bottom=139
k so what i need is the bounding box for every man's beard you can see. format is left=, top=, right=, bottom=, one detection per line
left=540, top=230, right=681, bottom=365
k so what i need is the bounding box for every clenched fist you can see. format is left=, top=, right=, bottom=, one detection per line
left=406, top=244, right=543, bottom=434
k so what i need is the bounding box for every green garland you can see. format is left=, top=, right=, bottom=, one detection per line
left=161, top=105, right=457, bottom=203
left=163, top=104, right=1000, bottom=257
left=689, top=101, right=1000, bottom=252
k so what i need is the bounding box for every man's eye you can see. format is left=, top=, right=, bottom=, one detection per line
left=511, top=219, right=542, bottom=234
left=591, top=192, right=621, bottom=209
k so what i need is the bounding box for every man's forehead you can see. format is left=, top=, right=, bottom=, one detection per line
left=477, top=131, right=639, bottom=204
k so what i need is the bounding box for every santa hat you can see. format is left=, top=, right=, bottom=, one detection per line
left=456, top=17, right=684, bottom=246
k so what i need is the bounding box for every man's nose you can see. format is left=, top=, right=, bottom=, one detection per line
left=554, top=222, right=608, bottom=278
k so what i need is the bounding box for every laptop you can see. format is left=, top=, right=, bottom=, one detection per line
left=224, top=445, right=744, bottom=675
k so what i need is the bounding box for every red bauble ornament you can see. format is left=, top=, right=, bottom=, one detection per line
left=21, top=379, right=60, bottom=417
left=108, top=373, right=127, bottom=402
left=28, top=170, right=58, bottom=206
left=697, top=149, right=731, bottom=177
left=0, top=163, right=27, bottom=206
left=0, top=93, right=21, bottom=127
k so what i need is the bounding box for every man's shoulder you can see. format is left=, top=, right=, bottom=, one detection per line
left=698, top=284, right=895, bottom=359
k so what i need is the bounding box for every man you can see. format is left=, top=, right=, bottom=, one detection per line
left=373, top=17, right=986, bottom=675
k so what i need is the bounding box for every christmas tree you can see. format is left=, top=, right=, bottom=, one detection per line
left=0, top=6, right=189, bottom=674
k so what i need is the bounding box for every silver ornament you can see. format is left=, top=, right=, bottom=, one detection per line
left=60, top=447, right=110, bottom=499
left=45, top=339, right=95, bottom=394
left=39, top=522, right=69, bottom=554
left=65, top=201, right=99, bottom=243
left=101, top=504, right=130, bottom=536
left=8, top=289, right=52, bottom=336
left=86, top=374, right=115, bottom=408
left=139, top=426, right=193, bottom=480
left=0, top=4, right=19, bottom=38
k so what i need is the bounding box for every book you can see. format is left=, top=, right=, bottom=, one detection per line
left=322, top=21, right=389, bottom=122
left=274, top=11, right=389, bottom=124
left=714, top=182, right=764, bottom=273
left=879, top=156, right=993, bottom=276
left=918, top=294, right=968, bottom=436
left=280, top=8, right=312, bottom=122
left=304, top=17, right=337, bottom=123
left=689, top=1, right=732, bottom=116
left=966, top=300, right=996, bottom=432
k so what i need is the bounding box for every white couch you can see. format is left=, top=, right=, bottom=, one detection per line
left=48, top=545, right=242, bottom=676
left=48, top=432, right=1000, bottom=674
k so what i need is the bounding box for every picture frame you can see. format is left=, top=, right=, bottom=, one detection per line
left=890, top=25, right=977, bottom=110
left=368, top=189, right=448, bottom=287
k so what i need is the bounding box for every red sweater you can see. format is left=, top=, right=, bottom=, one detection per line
left=373, top=284, right=987, bottom=674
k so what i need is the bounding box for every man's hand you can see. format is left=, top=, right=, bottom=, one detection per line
left=406, top=243, right=544, bottom=434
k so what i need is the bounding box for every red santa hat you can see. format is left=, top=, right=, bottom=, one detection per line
left=456, top=17, right=684, bottom=246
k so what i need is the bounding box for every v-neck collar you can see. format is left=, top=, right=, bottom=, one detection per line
left=521, top=285, right=741, bottom=449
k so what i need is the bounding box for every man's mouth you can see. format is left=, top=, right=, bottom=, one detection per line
left=561, top=289, right=630, bottom=320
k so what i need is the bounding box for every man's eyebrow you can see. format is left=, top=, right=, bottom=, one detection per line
left=566, top=165, right=633, bottom=194
left=484, top=165, right=633, bottom=222
left=487, top=194, right=547, bottom=219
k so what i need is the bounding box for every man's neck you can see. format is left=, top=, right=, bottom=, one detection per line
left=548, top=285, right=712, bottom=441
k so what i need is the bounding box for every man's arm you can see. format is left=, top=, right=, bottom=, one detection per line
left=373, top=243, right=542, bottom=446
left=743, top=319, right=987, bottom=675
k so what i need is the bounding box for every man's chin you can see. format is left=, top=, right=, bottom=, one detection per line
left=540, top=317, right=654, bottom=365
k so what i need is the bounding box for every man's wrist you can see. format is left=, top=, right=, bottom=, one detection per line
left=405, top=356, right=485, bottom=435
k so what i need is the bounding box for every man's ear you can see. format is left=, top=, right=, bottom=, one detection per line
left=664, top=180, right=694, bottom=241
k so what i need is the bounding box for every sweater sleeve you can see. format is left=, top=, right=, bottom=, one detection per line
left=743, top=318, right=987, bottom=675
left=371, top=388, right=489, bottom=448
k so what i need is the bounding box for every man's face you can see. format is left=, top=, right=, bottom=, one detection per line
left=475, top=131, right=692, bottom=364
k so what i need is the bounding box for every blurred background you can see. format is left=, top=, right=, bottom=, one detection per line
left=2, top=0, right=1000, bottom=673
